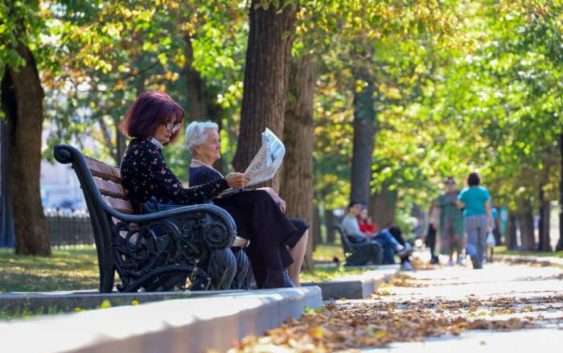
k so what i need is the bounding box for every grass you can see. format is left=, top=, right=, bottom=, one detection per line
left=312, top=243, right=344, bottom=263
left=301, top=243, right=364, bottom=282
left=301, top=266, right=365, bottom=283
left=0, top=243, right=352, bottom=293
left=2, top=243, right=559, bottom=293
left=0, top=246, right=99, bottom=292
left=494, top=245, right=563, bottom=259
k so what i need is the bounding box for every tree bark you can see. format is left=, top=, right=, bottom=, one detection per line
left=507, top=211, right=518, bottom=250
left=350, top=76, right=376, bottom=206
left=557, top=133, right=563, bottom=251
left=313, top=205, right=322, bottom=250
left=517, top=199, right=535, bottom=251
left=279, top=55, right=315, bottom=270
left=1, top=45, right=50, bottom=255
left=183, top=34, right=226, bottom=173
left=0, top=121, right=15, bottom=247
left=324, top=209, right=337, bottom=244
left=537, top=186, right=552, bottom=251
left=114, top=122, right=126, bottom=165
left=184, top=34, right=210, bottom=121
left=369, top=184, right=398, bottom=228
left=232, top=1, right=297, bottom=190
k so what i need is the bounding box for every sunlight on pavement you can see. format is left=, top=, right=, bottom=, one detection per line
left=362, top=328, right=562, bottom=353
left=229, top=259, right=563, bottom=353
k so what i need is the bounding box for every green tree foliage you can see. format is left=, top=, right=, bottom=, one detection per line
left=41, top=0, right=247, bottom=176
left=2, top=0, right=561, bottom=254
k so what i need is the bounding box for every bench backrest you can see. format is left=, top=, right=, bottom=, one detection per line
left=334, top=224, right=354, bottom=254
left=54, top=145, right=130, bottom=292
left=84, top=156, right=134, bottom=214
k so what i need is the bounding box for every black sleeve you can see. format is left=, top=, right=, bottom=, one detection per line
left=144, top=146, right=228, bottom=204
left=190, top=167, right=223, bottom=187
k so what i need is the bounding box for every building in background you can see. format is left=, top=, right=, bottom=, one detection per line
left=41, top=160, right=86, bottom=211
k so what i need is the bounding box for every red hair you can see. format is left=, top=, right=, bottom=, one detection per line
left=120, top=91, right=184, bottom=142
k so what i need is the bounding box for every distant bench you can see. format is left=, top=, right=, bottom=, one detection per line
left=54, top=145, right=241, bottom=292
left=334, top=225, right=383, bottom=266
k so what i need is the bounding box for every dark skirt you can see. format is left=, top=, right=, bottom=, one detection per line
left=213, top=190, right=308, bottom=288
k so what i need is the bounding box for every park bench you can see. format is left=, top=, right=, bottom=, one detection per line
left=54, top=144, right=242, bottom=293
left=334, top=225, right=383, bottom=266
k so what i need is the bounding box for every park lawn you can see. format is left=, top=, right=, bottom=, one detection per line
left=301, top=265, right=364, bottom=283
left=0, top=242, right=352, bottom=292
left=5, top=243, right=559, bottom=292
left=494, top=246, right=563, bottom=259
left=311, top=243, right=344, bottom=262
left=0, top=246, right=99, bottom=292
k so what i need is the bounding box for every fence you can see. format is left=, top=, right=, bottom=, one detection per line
left=46, top=210, right=94, bottom=246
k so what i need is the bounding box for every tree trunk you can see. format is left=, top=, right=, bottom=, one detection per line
left=114, top=122, right=126, bottom=165
left=507, top=211, right=518, bottom=250
left=369, top=184, right=398, bottom=229
left=517, top=199, right=535, bottom=251
left=1, top=45, right=50, bottom=255
left=279, top=55, right=315, bottom=270
left=232, top=1, right=297, bottom=190
left=350, top=76, right=376, bottom=206
left=182, top=34, right=226, bottom=174
left=324, top=208, right=336, bottom=244
left=537, top=186, right=552, bottom=251
left=0, top=121, right=15, bottom=247
left=184, top=34, right=210, bottom=121
left=313, top=205, right=322, bottom=250
left=557, top=133, right=563, bottom=251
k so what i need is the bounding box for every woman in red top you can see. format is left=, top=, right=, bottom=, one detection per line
left=357, top=208, right=379, bottom=235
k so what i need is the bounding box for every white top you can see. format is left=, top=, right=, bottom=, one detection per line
left=150, top=137, right=164, bottom=149
left=341, top=214, right=363, bottom=238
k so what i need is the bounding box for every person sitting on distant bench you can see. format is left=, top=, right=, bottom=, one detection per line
left=357, top=208, right=379, bottom=234
left=341, top=202, right=410, bottom=265
left=386, top=225, right=414, bottom=271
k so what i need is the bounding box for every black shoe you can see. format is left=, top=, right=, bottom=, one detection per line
left=470, top=256, right=482, bottom=269
left=263, top=269, right=294, bottom=288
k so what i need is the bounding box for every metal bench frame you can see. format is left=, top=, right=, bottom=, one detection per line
left=334, top=225, right=383, bottom=266
left=54, top=144, right=241, bottom=292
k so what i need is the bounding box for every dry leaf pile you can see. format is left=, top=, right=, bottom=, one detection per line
left=227, top=275, right=562, bottom=353
left=410, top=257, right=435, bottom=271
left=501, top=258, right=553, bottom=267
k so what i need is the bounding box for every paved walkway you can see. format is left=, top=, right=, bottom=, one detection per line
left=228, top=258, right=563, bottom=352
left=362, top=260, right=563, bottom=352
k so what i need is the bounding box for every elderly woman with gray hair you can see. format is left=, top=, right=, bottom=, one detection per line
left=186, top=121, right=309, bottom=288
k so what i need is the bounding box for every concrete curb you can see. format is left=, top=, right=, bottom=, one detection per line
left=0, top=289, right=244, bottom=316
left=1, top=286, right=322, bottom=353
left=304, top=265, right=400, bottom=300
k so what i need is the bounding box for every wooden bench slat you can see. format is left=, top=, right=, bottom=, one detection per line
left=94, top=177, right=127, bottom=199
left=103, top=196, right=134, bottom=214
left=85, top=157, right=121, bottom=182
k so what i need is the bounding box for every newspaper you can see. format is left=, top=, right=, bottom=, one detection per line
left=244, top=128, right=285, bottom=187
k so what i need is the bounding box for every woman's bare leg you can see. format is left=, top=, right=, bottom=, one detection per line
left=288, top=230, right=308, bottom=286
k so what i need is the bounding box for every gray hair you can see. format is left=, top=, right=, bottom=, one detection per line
left=185, top=121, right=219, bottom=152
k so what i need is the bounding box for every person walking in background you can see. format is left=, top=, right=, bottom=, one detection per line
left=425, top=223, right=439, bottom=264
left=431, top=177, right=465, bottom=266
left=457, top=172, right=493, bottom=270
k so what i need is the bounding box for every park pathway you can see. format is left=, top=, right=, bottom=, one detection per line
left=230, top=259, right=563, bottom=352
left=361, top=259, right=563, bottom=352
